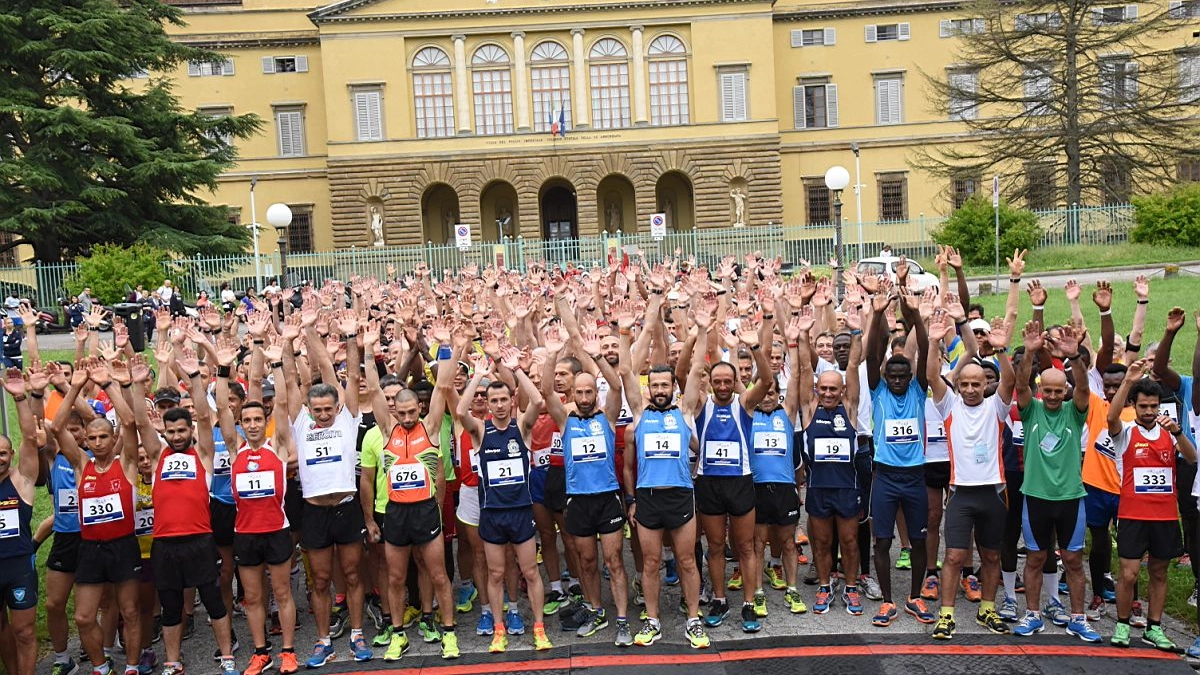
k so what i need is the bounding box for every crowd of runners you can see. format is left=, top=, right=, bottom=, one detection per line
left=1, top=246, right=1199, bottom=675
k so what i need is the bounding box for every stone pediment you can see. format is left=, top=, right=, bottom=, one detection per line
left=309, top=0, right=769, bottom=24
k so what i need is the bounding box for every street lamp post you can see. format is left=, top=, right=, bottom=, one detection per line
left=249, top=177, right=263, bottom=291
left=824, top=165, right=851, bottom=304
left=266, top=203, right=293, bottom=289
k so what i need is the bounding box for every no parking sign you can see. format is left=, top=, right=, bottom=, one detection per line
left=455, top=224, right=471, bottom=250
left=649, top=212, right=667, bottom=240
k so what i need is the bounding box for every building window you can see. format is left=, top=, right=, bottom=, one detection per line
left=1100, top=58, right=1138, bottom=109
left=199, top=106, right=234, bottom=146
left=1170, top=0, right=1200, bottom=17
left=589, top=38, right=631, bottom=129
left=952, top=176, right=981, bottom=209
left=804, top=181, right=833, bottom=226
left=874, top=74, right=903, bottom=125
left=287, top=208, right=313, bottom=254
left=1180, top=53, right=1200, bottom=103
left=718, top=67, right=748, bottom=122
left=878, top=173, right=908, bottom=221
left=864, top=23, right=911, bottom=43
left=790, top=28, right=836, bottom=47
left=531, top=41, right=572, bottom=133
left=1026, top=162, right=1056, bottom=210
left=948, top=69, right=978, bottom=121
left=273, top=106, right=305, bottom=157
left=0, top=233, right=17, bottom=267
left=793, top=81, right=838, bottom=129
left=1099, top=156, right=1132, bottom=204
left=412, top=47, right=455, bottom=139
left=1023, top=64, right=1052, bottom=114
left=471, top=45, right=514, bottom=136
left=1179, top=159, right=1200, bottom=181
left=940, top=18, right=985, bottom=37
left=648, top=35, right=689, bottom=126
left=261, top=56, right=309, bottom=74
left=187, top=59, right=234, bottom=77
left=352, top=87, right=384, bottom=141
left=1015, top=12, right=1062, bottom=29
left=1092, top=4, right=1138, bottom=23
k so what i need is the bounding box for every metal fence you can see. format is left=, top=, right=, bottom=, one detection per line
left=0, top=202, right=1136, bottom=308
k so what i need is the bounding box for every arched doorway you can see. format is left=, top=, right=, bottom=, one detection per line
left=480, top=181, right=519, bottom=241
left=421, top=184, right=460, bottom=245
left=596, top=174, right=636, bottom=235
left=655, top=171, right=694, bottom=231
left=540, top=180, right=578, bottom=242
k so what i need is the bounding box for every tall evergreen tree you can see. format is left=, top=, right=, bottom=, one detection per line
left=0, top=0, right=261, bottom=263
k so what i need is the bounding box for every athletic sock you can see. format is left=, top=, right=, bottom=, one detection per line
left=1002, top=571, right=1017, bottom=598
left=1043, top=573, right=1059, bottom=603
left=550, top=580, right=563, bottom=593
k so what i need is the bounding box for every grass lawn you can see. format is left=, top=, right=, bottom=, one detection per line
left=919, top=243, right=1200, bottom=279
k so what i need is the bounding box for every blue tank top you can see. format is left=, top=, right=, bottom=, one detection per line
left=476, top=419, right=532, bottom=509
left=50, top=452, right=81, bottom=533
left=750, top=408, right=797, bottom=484
left=696, top=395, right=752, bottom=477
left=634, top=407, right=693, bottom=489
left=562, top=412, right=618, bottom=495
left=871, top=380, right=927, bottom=467
left=0, top=475, right=35, bottom=560
left=803, top=404, right=860, bottom=490
left=210, top=426, right=236, bottom=505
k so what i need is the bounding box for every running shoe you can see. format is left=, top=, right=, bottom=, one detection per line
left=960, top=575, right=982, bottom=603
left=219, top=658, right=237, bottom=675
left=277, top=652, right=297, bottom=675
left=895, top=548, right=912, bottom=570
left=727, top=570, right=743, bottom=590
left=784, top=589, right=807, bottom=614
left=242, top=653, right=272, bottom=675
left=753, top=591, right=768, bottom=617
left=766, top=565, right=787, bottom=590
left=685, top=620, right=710, bottom=649
left=418, top=618, right=441, bottom=643
left=614, top=620, right=633, bottom=647
left=54, top=659, right=81, bottom=675
left=365, top=596, right=383, bottom=631
left=858, top=574, right=883, bottom=601
left=904, top=597, right=936, bottom=624
left=350, top=635, right=372, bottom=662
left=872, top=602, right=897, bottom=627
left=1184, top=635, right=1200, bottom=658
left=371, top=625, right=393, bottom=649
left=632, top=579, right=645, bottom=607
left=475, top=611, right=495, bottom=636
left=976, top=607, right=1010, bottom=634
left=921, top=574, right=939, bottom=601
left=533, top=626, right=552, bottom=651
left=1086, top=595, right=1107, bottom=621
left=1142, top=625, right=1181, bottom=653
left=559, top=601, right=588, bottom=632
left=1111, top=622, right=1131, bottom=648
left=740, top=604, right=762, bottom=633
left=136, top=651, right=156, bottom=675
left=544, top=588, right=568, bottom=616
left=1013, top=611, right=1045, bottom=636
left=159, top=664, right=184, bottom=675
left=401, top=606, right=420, bottom=629
left=329, top=605, right=347, bottom=640
left=488, top=631, right=508, bottom=654
left=1042, top=598, right=1070, bottom=627
left=506, top=610, right=526, bottom=636
left=665, top=559, right=680, bottom=586
left=1066, top=615, right=1102, bottom=643
left=1189, top=585, right=1198, bottom=609
left=635, top=618, right=662, bottom=646
left=930, top=614, right=955, bottom=640
left=1058, top=574, right=1069, bottom=596
left=795, top=529, right=809, bottom=546
left=1130, top=600, right=1148, bottom=628
left=813, top=586, right=832, bottom=614
left=803, top=561, right=818, bottom=585
left=455, top=583, right=477, bottom=614
left=843, top=587, right=863, bottom=616
left=305, top=643, right=335, bottom=669
left=998, top=596, right=1019, bottom=622
left=703, top=599, right=729, bottom=628
left=440, top=632, right=459, bottom=660
left=576, top=607, right=608, bottom=638
left=213, top=635, right=241, bottom=662
left=1101, top=575, right=1116, bottom=602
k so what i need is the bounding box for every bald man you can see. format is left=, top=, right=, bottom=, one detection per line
left=1011, top=321, right=1099, bottom=641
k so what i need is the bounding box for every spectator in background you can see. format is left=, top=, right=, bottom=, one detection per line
left=64, top=295, right=84, bottom=328
left=156, top=279, right=174, bottom=303
left=220, top=282, right=237, bottom=313
left=240, top=287, right=258, bottom=314
left=78, top=286, right=94, bottom=312
left=196, top=290, right=211, bottom=309
left=168, top=285, right=186, bottom=317
left=262, top=276, right=281, bottom=296
left=4, top=291, right=22, bottom=327
left=127, top=284, right=146, bottom=303
left=1, top=317, right=23, bottom=369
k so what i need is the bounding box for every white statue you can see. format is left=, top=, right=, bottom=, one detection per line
left=730, top=188, right=747, bottom=227
left=497, top=207, right=513, bottom=238
left=606, top=201, right=621, bottom=233
left=369, top=206, right=385, bottom=247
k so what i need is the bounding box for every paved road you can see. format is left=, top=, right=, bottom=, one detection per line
left=965, top=261, right=1200, bottom=297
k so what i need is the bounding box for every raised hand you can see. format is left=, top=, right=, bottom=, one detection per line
left=737, top=321, right=760, bottom=348
left=281, top=313, right=302, bottom=341
left=499, top=345, right=522, bottom=372
left=69, top=360, right=89, bottom=389
left=262, top=339, right=285, bottom=364
left=1134, top=274, right=1149, bottom=302
left=84, top=305, right=105, bottom=329
left=718, top=327, right=740, bottom=352
left=153, top=341, right=174, bottom=368
left=845, top=303, right=864, bottom=332
left=927, top=309, right=952, bottom=342
left=581, top=330, right=602, bottom=356
left=175, top=346, right=200, bottom=377
left=946, top=247, right=963, bottom=270
left=1064, top=279, right=1081, bottom=303
left=1092, top=281, right=1113, bottom=312
left=944, top=292, right=965, bottom=322
left=113, top=323, right=129, bottom=350
left=130, top=353, right=151, bottom=384
left=1007, top=248, right=1027, bottom=278
left=73, top=322, right=88, bottom=344
left=200, top=305, right=222, bottom=332
left=543, top=324, right=566, bottom=354
left=16, top=302, right=36, bottom=328
left=794, top=304, right=816, bottom=334
left=1126, top=358, right=1147, bottom=381
left=97, top=341, right=120, bottom=362
left=895, top=255, right=910, bottom=285
left=87, top=357, right=112, bottom=387
left=1167, top=306, right=1186, bottom=333
left=1022, top=320, right=1045, bottom=352
left=987, top=318, right=1012, bottom=350
left=1054, top=323, right=1082, bottom=356
left=1026, top=279, right=1047, bottom=307
left=215, top=337, right=239, bottom=367
left=3, top=368, right=26, bottom=397
left=109, top=359, right=132, bottom=386
left=27, top=361, right=48, bottom=393
left=693, top=293, right=718, bottom=328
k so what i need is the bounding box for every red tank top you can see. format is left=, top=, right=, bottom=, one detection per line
left=531, top=412, right=563, bottom=469
left=1118, top=424, right=1178, bottom=521
left=153, top=448, right=212, bottom=537
left=79, top=459, right=135, bottom=541
left=232, top=441, right=288, bottom=534
left=458, top=428, right=479, bottom=487
left=385, top=424, right=437, bottom=503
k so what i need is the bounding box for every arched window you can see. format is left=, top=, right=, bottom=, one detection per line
left=531, top=41, right=572, bottom=133
left=472, top=44, right=514, bottom=135
left=412, top=47, right=454, bottom=138
left=588, top=38, right=630, bottom=129
left=648, top=35, right=689, bottom=126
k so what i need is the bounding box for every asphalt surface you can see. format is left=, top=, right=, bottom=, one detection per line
left=965, top=261, right=1200, bottom=296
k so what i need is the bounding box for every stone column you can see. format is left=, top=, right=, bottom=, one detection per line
left=453, top=35, right=471, bottom=134
left=571, top=28, right=590, bottom=129
left=512, top=32, right=531, bottom=132
left=631, top=25, right=648, bottom=125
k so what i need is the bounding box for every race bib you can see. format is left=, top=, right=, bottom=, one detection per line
left=82, top=493, right=124, bottom=526
left=388, top=462, right=428, bottom=491
left=532, top=448, right=551, bottom=468
left=1010, top=420, right=1025, bottom=445
left=305, top=444, right=342, bottom=466
left=236, top=471, right=277, bottom=499
left=213, top=451, right=232, bottom=477
left=469, top=448, right=480, bottom=475
left=1159, top=402, right=1179, bottom=423
left=1133, top=466, right=1173, bottom=494
left=570, top=436, right=606, bottom=463
left=1038, top=431, right=1061, bottom=454
left=1094, top=432, right=1117, bottom=460
left=644, top=433, right=681, bottom=460
left=135, top=508, right=154, bottom=536
left=0, top=507, right=17, bottom=538
left=550, top=432, right=564, bottom=457
left=885, top=418, right=919, bottom=444
left=926, top=420, right=947, bottom=443
left=704, top=441, right=741, bottom=467
left=160, top=453, right=197, bottom=481
left=56, top=488, right=78, bottom=515
left=487, top=458, right=525, bottom=486
left=813, top=437, right=851, bottom=462
left=753, top=432, right=787, bottom=457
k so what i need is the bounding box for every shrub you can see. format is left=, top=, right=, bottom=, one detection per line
left=1131, top=183, right=1200, bottom=247
left=66, top=243, right=170, bottom=304
left=932, top=196, right=1043, bottom=266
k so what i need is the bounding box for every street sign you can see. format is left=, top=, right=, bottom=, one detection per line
left=649, top=212, right=667, bottom=240
left=455, top=224, right=471, bottom=250
left=493, top=244, right=506, bottom=269
left=992, top=175, right=1000, bottom=207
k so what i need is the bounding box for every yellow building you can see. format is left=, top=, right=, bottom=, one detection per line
left=157, top=0, right=1198, bottom=256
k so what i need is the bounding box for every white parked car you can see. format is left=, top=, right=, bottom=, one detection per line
left=855, top=256, right=941, bottom=292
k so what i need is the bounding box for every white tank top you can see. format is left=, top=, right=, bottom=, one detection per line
left=292, top=405, right=361, bottom=499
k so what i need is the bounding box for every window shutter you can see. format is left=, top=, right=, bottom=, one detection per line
left=295, top=55, right=309, bottom=73
left=974, top=18, right=986, bottom=32
left=791, top=29, right=804, bottom=47
left=188, top=61, right=201, bottom=77
left=221, top=59, right=235, bottom=76
left=824, top=28, right=837, bottom=45
left=1091, top=8, right=1104, bottom=24
left=1169, top=0, right=1182, bottom=16
left=793, top=86, right=806, bottom=128
left=277, top=111, right=304, bottom=156
left=940, top=19, right=951, bottom=37
left=865, top=24, right=877, bottom=42
left=1125, top=4, right=1138, bottom=20
left=1127, top=61, right=1139, bottom=101
left=825, top=83, right=839, bottom=127
left=721, top=71, right=747, bottom=121
left=1049, top=12, right=1063, bottom=26
left=262, top=57, right=275, bottom=74
left=898, top=22, right=911, bottom=40
left=876, top=80, right=891, bottom=123
left=1183, top=55, right=1200, bottom=101
left=354, top=91, right=382, bottom=141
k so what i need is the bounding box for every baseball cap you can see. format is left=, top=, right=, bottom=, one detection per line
left=968, top=319, right=992, bottom=334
